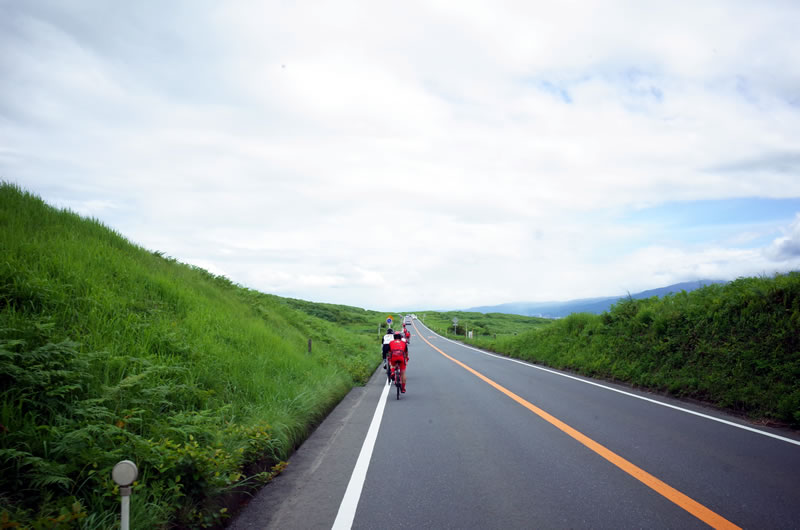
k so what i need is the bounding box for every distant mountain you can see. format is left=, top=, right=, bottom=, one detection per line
left=467, top=280, right=727, bottom=318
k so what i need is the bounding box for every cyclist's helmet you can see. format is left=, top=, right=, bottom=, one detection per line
left=387, top=328, right=393, bottom=334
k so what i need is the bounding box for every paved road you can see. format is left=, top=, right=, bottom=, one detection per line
left=230, top=319, right=800, bottom=529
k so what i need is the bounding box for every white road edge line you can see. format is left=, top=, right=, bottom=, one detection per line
left=415, top=322, right=800, bottom=447
left=332, top=378, right=390, bottom=529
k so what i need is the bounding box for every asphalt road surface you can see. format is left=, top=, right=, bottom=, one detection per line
left=230, top=319, right=800, bottom=529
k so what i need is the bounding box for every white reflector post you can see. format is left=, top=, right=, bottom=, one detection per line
left=112, top=460, right=138, bottom=530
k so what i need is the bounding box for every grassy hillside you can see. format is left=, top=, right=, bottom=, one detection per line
left=418, top=310, right=552, bottom=338
left=0, top=183, right=387, bottom=528
left=429, top=277, right=800, bottom=426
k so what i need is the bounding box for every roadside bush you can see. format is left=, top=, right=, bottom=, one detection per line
left=0, top=183, right=381, bottom=528
left=428, top=273, right=800, bottom=425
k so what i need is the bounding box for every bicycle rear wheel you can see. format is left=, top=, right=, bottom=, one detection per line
left=394, top=363, right=401, bottom=400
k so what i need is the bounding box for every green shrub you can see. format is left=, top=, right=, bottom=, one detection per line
left=424, top=274, right=800, bottom=426
left=0, top=183, right=383, bottom=528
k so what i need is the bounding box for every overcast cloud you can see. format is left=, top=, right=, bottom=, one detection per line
left=2, top=1, right=800, bottom=310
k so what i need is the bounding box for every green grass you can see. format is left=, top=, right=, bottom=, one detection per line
left=420, top=277, right=800, bottom=426
left=417, top=310, right=552, bottom=341
left=0, top=183, right=388, bottom=528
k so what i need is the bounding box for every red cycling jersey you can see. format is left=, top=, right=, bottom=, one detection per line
left=389, top=339, right=408, bottom=368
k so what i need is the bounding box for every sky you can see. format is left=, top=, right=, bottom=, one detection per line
left=2, top=1, right=800, bottom=311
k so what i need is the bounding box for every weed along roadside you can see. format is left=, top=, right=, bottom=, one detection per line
left=421, top=276, right=800, bottom=428
left=0, top=183, right=387, bottom=528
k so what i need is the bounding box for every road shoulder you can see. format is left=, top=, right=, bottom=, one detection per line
left=228, top=366, right=387, bottom=529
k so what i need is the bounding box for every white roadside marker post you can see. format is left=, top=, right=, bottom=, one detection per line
left=112, top=460, right=138, bottom=530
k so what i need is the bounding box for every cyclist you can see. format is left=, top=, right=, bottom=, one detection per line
left=381, top=328, right=395, bottom=369
left=388, top=332, right=409, bottom=393
left=404, top=327, right=411, bottom=344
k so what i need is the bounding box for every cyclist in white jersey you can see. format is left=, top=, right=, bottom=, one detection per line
left=381, top=328, right=395, bottom=369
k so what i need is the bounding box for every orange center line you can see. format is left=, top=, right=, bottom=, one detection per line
left=412, top=323, right=740, bottom=530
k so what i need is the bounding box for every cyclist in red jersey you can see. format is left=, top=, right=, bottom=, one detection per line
left=388, top=332, right=409, bottom=393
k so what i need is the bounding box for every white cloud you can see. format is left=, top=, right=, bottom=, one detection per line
left=3, top=1, right=800, bottom=310
left=766, top=214, right=800, bottom=261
